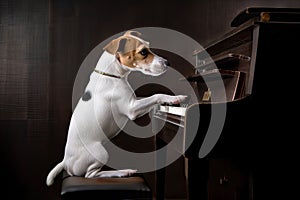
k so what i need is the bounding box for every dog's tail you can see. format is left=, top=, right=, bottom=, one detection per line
left=46, top=161, right=64, bottom=186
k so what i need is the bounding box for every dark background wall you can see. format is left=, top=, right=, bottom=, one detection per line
left=1, top=0, right=300, bottom=199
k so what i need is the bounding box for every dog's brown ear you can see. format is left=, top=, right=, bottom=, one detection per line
left=124, top=30, right=141, bottom=37
left=104, top=37, right=140, bottom=55
left=104, top=30, right=144, bottom=55
left=103, top=38, right=123, bottom=55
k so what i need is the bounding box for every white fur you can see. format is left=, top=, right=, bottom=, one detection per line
left=134, top=55, right=168, bottom=76
left=46, top=50, right=186, bottom=186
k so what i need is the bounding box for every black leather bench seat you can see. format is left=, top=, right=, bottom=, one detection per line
left=61, top=171, right=152, bottom=200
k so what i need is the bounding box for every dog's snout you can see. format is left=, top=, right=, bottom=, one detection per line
left=164, top=60, right=170, bottom=67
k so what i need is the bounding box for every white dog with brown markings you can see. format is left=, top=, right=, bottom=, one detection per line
left=46, top=31, right=187, bottom=186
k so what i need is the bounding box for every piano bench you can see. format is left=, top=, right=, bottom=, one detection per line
left=60, top=171, right=152, bottom=200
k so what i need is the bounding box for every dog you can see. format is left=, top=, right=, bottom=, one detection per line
left=46, top=30, right=187, bottom=186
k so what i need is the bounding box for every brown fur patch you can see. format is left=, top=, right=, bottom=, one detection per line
left=118, top=48, right=154, bottom=68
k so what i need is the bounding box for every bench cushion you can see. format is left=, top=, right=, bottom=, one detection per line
left=61, top=172, right=152, bottom=200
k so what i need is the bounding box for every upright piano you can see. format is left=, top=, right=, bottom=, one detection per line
left=153, top=7, right=300, bottom=200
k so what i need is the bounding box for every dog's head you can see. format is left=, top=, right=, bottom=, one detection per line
left=103, top=31, right=169, bottom=76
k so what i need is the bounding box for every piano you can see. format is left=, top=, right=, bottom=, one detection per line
left=153, top=7, right=300, bottom=200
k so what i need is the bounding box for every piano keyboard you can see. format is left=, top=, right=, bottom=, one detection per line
left=158, top=105, right=187, bottom=117
left=154, top=105, right=187, bottom=128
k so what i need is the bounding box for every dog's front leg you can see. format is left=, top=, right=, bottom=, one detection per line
left=126, top=94, right=187, bottom=120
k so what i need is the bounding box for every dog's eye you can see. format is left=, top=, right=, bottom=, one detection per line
left=139, top=49, right=148, bottom=57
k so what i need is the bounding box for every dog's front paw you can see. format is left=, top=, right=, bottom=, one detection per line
left=157, top=94, right=188, bottom=105
left=162, top=95, right=188, bottom=105
left=171, top=95, right=188, bottom=104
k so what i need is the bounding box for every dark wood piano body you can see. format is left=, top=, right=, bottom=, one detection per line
left=154, top=7, right=300, bottom=200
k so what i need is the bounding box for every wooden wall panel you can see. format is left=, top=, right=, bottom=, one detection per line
left=0, top=0, right=50, bottom=120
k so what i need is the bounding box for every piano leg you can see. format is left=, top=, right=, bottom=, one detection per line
left=155, top=137, right=167, bottom=200
left=155, top=136, right=210, bottom=200
left=186, top=158, right=209, bottom=200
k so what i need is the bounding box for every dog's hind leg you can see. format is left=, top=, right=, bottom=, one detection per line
left=85, top=162, right=137, bottom=178
left=85, top=157, right=137, bottom=178
left=86, top=168, right=137, bottom=178
left=84, top=142, right=137, bottom=178
left=91, top=169, right=138, bottom=178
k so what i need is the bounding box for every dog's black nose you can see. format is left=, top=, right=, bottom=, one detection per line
left=165, top=60, right=170, bottom=66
